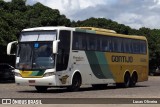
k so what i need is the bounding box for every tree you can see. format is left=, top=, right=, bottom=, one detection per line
left=0, top=0, right=71, bottom=65
left=1, top=0, right=160, bottom=69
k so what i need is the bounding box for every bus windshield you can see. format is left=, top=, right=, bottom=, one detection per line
left=16, top=42, right=54, bottom=70
left=16, top=31, right=57, bottom=70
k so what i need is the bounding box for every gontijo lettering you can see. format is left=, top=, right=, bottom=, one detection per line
left=112, top=55, right=133, bottom=63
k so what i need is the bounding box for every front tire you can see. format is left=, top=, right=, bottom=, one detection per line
left=67, top=74, right=81, bottom=92
left=116, top=72, right=130, bottom=88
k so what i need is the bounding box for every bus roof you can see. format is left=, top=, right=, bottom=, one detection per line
left=77, top=27, right=117, bottom=33
left=76, top=27, right=147, bottom=40
left=22, top=26, right=74, bottom=32
left=22, top=26, right=147, bottom=40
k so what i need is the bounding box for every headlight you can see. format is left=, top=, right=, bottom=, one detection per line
left=14, top=72, right=22, bottom=77
left=43, top=72, right=55, bottom=77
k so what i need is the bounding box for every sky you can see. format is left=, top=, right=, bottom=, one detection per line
left=4, top=0, right=160, bottom=29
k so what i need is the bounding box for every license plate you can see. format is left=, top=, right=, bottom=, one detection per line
left=29, top=80, right=35, bottom=83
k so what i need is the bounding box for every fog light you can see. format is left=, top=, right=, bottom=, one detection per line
left=43, top=72, right=55, bottom=77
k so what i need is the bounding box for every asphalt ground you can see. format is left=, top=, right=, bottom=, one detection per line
left=0, top=76, right=160, bottom=107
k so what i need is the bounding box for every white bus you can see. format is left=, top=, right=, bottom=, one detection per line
left=7, top=26, right=148, bottom=92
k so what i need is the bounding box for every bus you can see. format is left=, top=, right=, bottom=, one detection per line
left=7, top=26, right=148, bottom=92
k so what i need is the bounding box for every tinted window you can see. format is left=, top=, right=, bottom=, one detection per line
left=133, top=40, right=140, bottom=54
left=72, top=32, right=147, bottom=54
left=72, top=32, right=86, bottom=50
left=56, top=30, right=71, bottom=71
left=87, top=35, right=98, bottom=51
left=101, top=36, right=109, bottom=52
left=108, top=38, right=113, bottom=52
left=124, top=39, right=131, bottom=53
left=113, top=38, right=119, bottom=52
left=140, top=41, right=147, bottom=54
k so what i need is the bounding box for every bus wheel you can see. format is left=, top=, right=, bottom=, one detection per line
left=123, top=72, right=130, bottom=88
left=130, top=73, right=138, bottom=87
left=67, top=74, right=81, bottom=92
left=35, top=86, right=48, bottom=92
left=116, top=73, right=130, bottom=88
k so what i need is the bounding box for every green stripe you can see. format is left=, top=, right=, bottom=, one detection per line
left=30, top=70, right=45, bottom=76
left=86, top=30, right=96, bottom=34
left=37, top=70, right=45, bottom=76
left=85, top=51, right=106, bottom=79
left=95, top=52, right=113, bottom=79
left=30, top=71, right=39, bottom=76
left=75, top=28, right=96, bottom=34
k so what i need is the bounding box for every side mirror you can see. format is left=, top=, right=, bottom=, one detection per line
left=7, top=41, right=18, bottom=55
left=53, top=40, right=60, bottom=54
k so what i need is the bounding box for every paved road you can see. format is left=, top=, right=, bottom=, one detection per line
left=0, top=76, right=160, bottom=106
left=0, top=76, right=160, bottom=98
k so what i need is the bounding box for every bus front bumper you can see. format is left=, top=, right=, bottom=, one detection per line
left=15, top=76, right=57, bottom=86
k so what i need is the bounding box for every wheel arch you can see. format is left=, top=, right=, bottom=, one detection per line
left=70, top=70, right=82, bottom=85
left=123, top=70, right=131, bottom=79
left=131, top=70, right=138, bottom=75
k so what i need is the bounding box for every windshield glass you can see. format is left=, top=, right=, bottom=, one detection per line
left=16, top=31, right=56, bottom=70
left=33, top=42, right=54, bottom=69
left=16, top=42, right=54, bottom=70
left=17, top=43, right=32, bottom=69
left=16, top=30, right=57, bottom=70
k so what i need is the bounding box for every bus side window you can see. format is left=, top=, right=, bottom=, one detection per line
left=79, top=35, right=86, bottom=50
left=87, top=37, right=95, bottom=51
left=130, top=39, right=133, bottom=53
left=108, top=37, right=113, bottom=52
left=72, top=33, right=79, bottom=50
left=125, top=39, right=131, bottom=53
left=132, top=40, right=140, bottom=54
left=113, top=38, right=118, bottom=52
left=133, top=40, right=137, bottom=53
left=101, top=37, right=109, bottom=52
left=73, top=32, right=86, bottom=50
left=118, top=38, right=123, bottom=52
left=140, top=41, right=147, bottom=54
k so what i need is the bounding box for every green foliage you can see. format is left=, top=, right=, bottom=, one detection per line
left=72, top=17, right=131, bottom=34
left=0, top=0, right=71, bottom=64
left=1, top=0, right=160, bottom=67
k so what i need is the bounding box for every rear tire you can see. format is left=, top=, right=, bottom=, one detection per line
left=67, top=74, right=81, bottom=92
left=123, top=72, right=130, bottom=88
left=130, top=73, right=138, bottom=87
left=35, top=86, right=48, bottom=92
